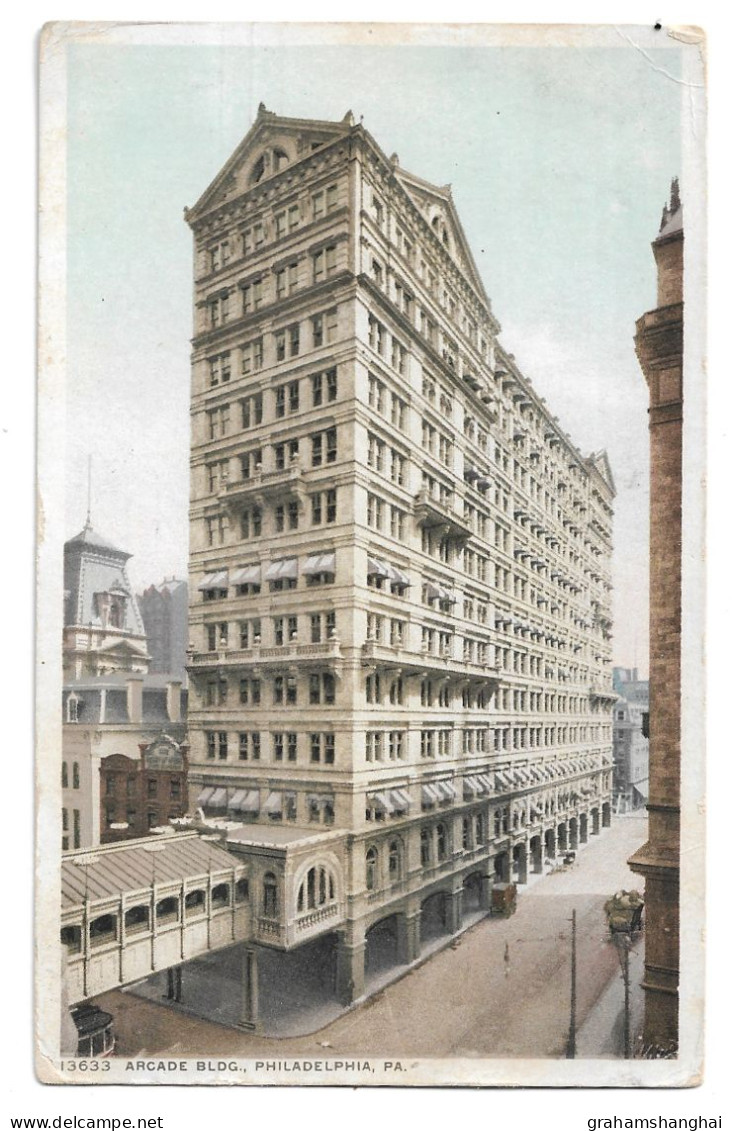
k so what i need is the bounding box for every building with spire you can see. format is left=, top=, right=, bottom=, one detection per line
left=629, top=180, right=683, bottom=1053
left=182, top=106, right=616, bottom=1013
left=63, top=519, right=150, bottom=681
left=62, top=523, right=188, bottom=850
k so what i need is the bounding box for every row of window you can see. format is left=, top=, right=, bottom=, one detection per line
left=205, top=610, right=336, bottom=651
left=205, top=243, right=341, bottom=330
left=61, top=808, right=81, bottom=851
left=204, top=182, right=342, bottom=277
left=205, top=730, right=335, bottom=765
left=204, top=671, right=336, bottom=708
left=363, top=726, right=607, bottom=761
left=61, top=762, right=80, bottom=789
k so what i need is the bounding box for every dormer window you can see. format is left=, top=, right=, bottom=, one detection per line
left=94, top=590, right=127, bottom=629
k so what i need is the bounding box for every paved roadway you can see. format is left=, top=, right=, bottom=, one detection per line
left=100, top=813, right=647, bottom=1059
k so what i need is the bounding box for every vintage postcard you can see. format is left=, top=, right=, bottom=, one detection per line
left=36, top=21, right=707, bottom=1088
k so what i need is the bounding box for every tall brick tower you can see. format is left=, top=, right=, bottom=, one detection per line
left=629, top=180, right=683, bottom=1053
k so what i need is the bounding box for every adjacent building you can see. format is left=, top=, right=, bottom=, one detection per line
left=612, top=667, right=649, bottom=813
left=99, top=734, right=189, bottom=844
left=629, top=180, right=683, bottom=1053
left=139, top=578, right=189, bottom=681
left=182, top=106, right=616, bottom=1008
left=62, top=523, right=188, bottom=850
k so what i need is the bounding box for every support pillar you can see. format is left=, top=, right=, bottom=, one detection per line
left=479, top=870, right=492, bottom=911
left=446, top=887, right=463, bottom=934
left=514, top=842, right=528, bottom=885
left=336, top=930, right=365, bottom=1005
left=580, top=814, right=588, bottom=844
left=397, top=910, right=421, bottom=964
left=569, top=819, right=578, bottom=850
left=592, top=809, right=600, bottom=835
left=238, top=946, right=259, bottom=1031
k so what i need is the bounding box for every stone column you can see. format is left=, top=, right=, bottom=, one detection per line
left=479, top=869, right=492, bottom=910
left=239, top=946, right=259, bottom=1030
left=335, top=928, right=365, bottom=1004
left=446, top=887, right=463, bottom=934
left=514, top=841, right=528, bottom=885
left=396, top=909, right=421, bottom=964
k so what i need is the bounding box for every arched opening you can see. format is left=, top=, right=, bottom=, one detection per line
left=89, top=913, right=117, bottom=948
left=235, top=877, right=249, bottom=902
left=156, top=895, right=179, bottom=924
left=185, top=889, right=206, bottom=916
left=388, top=839, right=402, bottom=883
left=211, top=883, right=230, bottom=909
left=420, top=891, right=449, bottom=943
left=365, top=913, right=401, bottom=975
left=262, top=872, right=278, bottom=918
left=463, top=872, right=483, bottom=913
left=530, top=834, right=543, bottom=873
left=124, top=904, right=150, bottom=934
left=60, top=925, right=81, bottom=954
left=544, top=828, right=556, bottom=860
left=365, top=847, right=378, bottom=892
left=558, top=822, right=568, bottom=852
left=297, top=865, right=338, bottom=913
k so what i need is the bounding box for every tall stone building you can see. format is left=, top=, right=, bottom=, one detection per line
left=612, top=667, right=649, bottom=812
left=183, top=106, right=615, bottom=1009
left=139, top=578, right=189, bottom=680
left=630, top=181, right=683, bottom=1052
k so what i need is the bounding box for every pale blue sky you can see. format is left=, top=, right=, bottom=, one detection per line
left=65, top=39, right=683, bottom=675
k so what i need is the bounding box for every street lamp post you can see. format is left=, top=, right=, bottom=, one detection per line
left=566, top=907, right=577, bottom=1059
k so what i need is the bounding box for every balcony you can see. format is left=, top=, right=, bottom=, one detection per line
left=190, top=638, right=343, bottom=673
left=361, top=641, right=500, bottom=686
left=413, top=490, right=472, bottom=544
left=222, top=463, right=306, bottom=507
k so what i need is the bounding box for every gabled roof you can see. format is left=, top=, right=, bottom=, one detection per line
left=186, top=103, right=355, bottom=224
left=393, top=164, right=491, bottom=308
left=586, top=450, right=616, bottom=495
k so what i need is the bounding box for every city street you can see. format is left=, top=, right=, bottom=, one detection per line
left=100, top=813, right=647, bottom=1060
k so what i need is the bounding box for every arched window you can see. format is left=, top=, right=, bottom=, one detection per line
left=211, top=883, right=230, bottom=908
left=251, top=155, right=265, bottom=184
left=272, top=147, right=289, bottom=173
left=365, top=846, right=378, bottom=891
left=388, top=840, right=401, bottom=881
left=89, top=914, right=117, bottom=948
left=60, top=925, right=81, bottom=954
left=235, top=877, right=249, bottom=903
left=436, top=823, right=447, bottom=861
left=124, top=905, right=149, bottom=933
left=156, top=896, right=179, bottom=923
left=296, top=864, right=337, bottom=914
left=185, top=889, right=206, bottom=916
left=263, top=872, right=278, bottom=917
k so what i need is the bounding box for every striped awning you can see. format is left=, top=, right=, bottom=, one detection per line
left=387, top=564, right=410, bottom=587
left=196, top=787, right=214, bottom=806
left=227, top=790, right=248, bottom=811
left=229, top=564, right=261, bottom=586
left=303, top=552, right=336, bottom=576
left=264, top=557, right=298, bottom=581
left=476, top=774, right=492, bottom=793
left=390, top=788, right=411, bottom=811
left=367, top=557, right=390, bottom=578
left=198, top=571, right=229, bottom=591
left=264, top=791, right=282, bottom=815
left=435, top=780, right=456, bottom=801
left=463, top=776, right=479, bottom=798
left=208, top=788, right=228, bottom=809
left=421, top=784, right=441, bottom=805
left=369, top=791, right=395, bottom=815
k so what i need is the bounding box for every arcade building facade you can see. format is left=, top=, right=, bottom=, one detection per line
left=183, top=106, right=616, bottom=1011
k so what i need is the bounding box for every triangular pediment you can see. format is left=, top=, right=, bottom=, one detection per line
left=187, top=105, right=355, bottom=222
left=394, top=168, right=490, bottom=307
left=587, top=450, right=616, bottom=495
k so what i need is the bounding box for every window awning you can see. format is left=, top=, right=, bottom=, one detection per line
left=198, top=571, right=229, bottom=591
left=241, top=790, right=260, bottom=812
left=436, top=780, right=456, bottom=801
left=476, top=774, right=492, bottom=793
left=227, top=789, right=248, bottom=810
left=264, top=791, right=282, bottom=815
left=303, top=552, right=336, bottom=576
left=264, top=557, right=298, bottom=581
left=307, top=793, right=334, bottom=810
left=390, top=788, right=411, bottom=811
left=426, top=582, right=455, bottom=603
left=369, top=791, right=395, bottom=815
left=421, top=784, right=440, bottom=805
left=367, top=557, right=390, bottom=578
left=495, top=772, right=510, bottom=789
left=463, top=777, right=478, bottom=798
left=209, top=788, right=228, bottom=809
left=387, top=564, right=410, bottom=587
left=196, top=787, right=214, bottom=806
left=230, top=564, right=261, bottom=586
